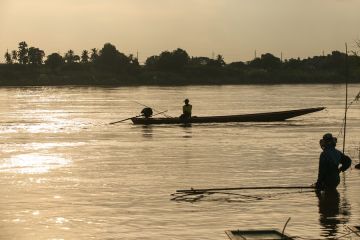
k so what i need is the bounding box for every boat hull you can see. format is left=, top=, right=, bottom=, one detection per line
left=131, top=107, right=325, bottom=125
left=225, top=229, right=293, bottom=240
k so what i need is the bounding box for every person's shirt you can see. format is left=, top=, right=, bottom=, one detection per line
left=183, top=104, right=192, bottom=116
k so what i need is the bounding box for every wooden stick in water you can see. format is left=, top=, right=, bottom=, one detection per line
left=176, top=185, right=315, bottom=193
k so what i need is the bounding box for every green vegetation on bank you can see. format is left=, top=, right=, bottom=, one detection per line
left=1, top=41, right=360, bottom=86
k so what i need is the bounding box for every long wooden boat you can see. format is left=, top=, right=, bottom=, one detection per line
left=131, top=107, right=325, bottom=125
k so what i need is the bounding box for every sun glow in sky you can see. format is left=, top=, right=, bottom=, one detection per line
left=0, top=0, right=360, bottom=63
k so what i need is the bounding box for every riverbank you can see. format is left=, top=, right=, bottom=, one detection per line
left=1, top=63, right=360, bottom=86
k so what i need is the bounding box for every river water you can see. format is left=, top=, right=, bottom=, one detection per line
left=0, top=84, right=359, bottom=240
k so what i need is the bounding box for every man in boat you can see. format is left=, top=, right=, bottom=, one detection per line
left=314, top=133, right=352, bottom=192
left=180, top=99, right=192, bottom=120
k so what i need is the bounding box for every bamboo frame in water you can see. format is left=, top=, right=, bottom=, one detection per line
left=176, top=185, right=315, bottom=193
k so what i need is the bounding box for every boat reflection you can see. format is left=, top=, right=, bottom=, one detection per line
left=317, top=189, right=351, bottom=238
left=181, top=123, right=192, bottom=138
left=141, top=125, right=153, bottom=138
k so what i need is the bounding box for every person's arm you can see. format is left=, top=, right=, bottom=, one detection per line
left=339, top=153, right=352, bottom=172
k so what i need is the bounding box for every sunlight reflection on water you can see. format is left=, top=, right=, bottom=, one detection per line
left=0, top=154, right=71, bottom=174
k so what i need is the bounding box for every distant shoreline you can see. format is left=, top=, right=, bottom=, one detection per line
left=0, top=70, right=359, bottom=87
left=2, top=43, right=360, bottom=86
left=1, top=64, right=360, bottom=87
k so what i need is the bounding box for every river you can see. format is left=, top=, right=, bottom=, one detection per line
left=0, top=84, right=359, bottom=240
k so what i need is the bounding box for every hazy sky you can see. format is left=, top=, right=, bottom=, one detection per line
left=1, top=0, right=360, bottom=63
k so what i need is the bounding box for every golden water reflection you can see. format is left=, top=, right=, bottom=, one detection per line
left=0, top=85, right=359, bottom=240
left=0, top=154, right=71, bottom=174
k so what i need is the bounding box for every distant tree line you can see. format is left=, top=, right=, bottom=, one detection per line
left=3, top=41, right=139, bottom=71
left=1, top=41, right=360, bottom=86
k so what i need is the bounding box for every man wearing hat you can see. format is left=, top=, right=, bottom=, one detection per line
left=315, top=133, right=352, bottom=191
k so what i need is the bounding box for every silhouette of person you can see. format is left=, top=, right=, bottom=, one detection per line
left=314, top=133, right=351, bottom=191
left=141, top=107, right=153, bottom=118
left=180, top=99, right=192, bottom=120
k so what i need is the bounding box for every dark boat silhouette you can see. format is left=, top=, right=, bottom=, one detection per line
left=225, top=229, right=293, bottom=240
left=131, top=107, right=325, bottom=125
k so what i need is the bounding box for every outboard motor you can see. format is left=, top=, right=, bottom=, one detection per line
left=141, top=107, right=153, bottom=118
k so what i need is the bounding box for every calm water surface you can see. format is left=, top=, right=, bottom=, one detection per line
left=0, top=84, right=359, bottom=240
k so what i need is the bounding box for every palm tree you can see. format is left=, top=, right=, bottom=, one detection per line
left=64, top=50, right=79, bottom=64
left=90, top=48, right=98, bottom=63
left=4, top=50, right=12, bottom=64
left=81, top=50, right=89, bottom=63
left=18, top=41, right=28, bottom=64
left=11, top=50, right=18, bottom=63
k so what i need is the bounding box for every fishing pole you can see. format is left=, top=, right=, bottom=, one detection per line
left=338, top=44, right=360, bottom=170
left=176, top=185, right=315, bottom=194
left=109, top=114, right=142, bottom=125
left=343, top=43, right=349, bottom=154
left=133, top=101, right=172, bottom=118
left=336, top=90, right=360, bottom=138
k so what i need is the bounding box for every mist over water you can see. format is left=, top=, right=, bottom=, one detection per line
left=0, top=84, right=359, bottom=240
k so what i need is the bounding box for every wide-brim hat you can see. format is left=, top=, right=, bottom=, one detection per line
left=322, top=133, right=337, bottom=143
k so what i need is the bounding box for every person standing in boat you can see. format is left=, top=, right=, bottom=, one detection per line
left=180, top=99, right=192, bottom=120
left=314, top=133, right=352, bottom=192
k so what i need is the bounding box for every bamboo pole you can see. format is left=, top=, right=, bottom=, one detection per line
left=176, top=185, right=315, bottom=193
left=133, top=101, right=172, bottom=118
left=343, top=43, right=349, bottom=154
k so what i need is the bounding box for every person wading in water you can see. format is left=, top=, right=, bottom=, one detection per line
left=314, top=133, right=352, bottom=192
